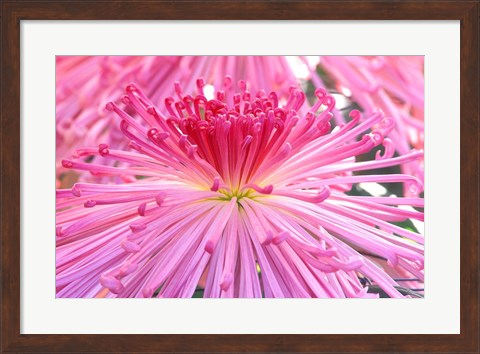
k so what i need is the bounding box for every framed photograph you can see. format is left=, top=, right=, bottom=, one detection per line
left=1, top=1, right=478, bottom=353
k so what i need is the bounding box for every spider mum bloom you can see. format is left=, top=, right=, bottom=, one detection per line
left=56, top=78, right=424, bottom=298
left=56, top=56, right=301, bottom=184
left=308, top=56, right=424, bottom=194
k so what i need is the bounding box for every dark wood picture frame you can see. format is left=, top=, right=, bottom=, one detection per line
left=1, top=1, right=478, bottom=353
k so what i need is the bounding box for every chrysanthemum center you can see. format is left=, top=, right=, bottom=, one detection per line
left=218, top=188, right=255, bottom=202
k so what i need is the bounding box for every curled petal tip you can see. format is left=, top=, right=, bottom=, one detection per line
left=71, top=185, right=81, bottom=197
left=375, top=138, right=394, bottom=160
left=155, top=192, right=166, bottom=206
left=349, top=109, right=361, bottom=122
left=314, top=87, right=327, bottom=100
left=137, top=203, right=147, bottom=216
left=130, top=223, right=147, bottom=233
left=100, top=275, right=124, bottom=294
left=105, top=102, right=115, bottom=111
left=205, top=241, right=215, bottom=254
left=55, top=226, right=64, bottom=237
left=245, top=183, right=274, bottom=195
left=367, top=132, right=384, bottom=147
left=84, top=200, right=96, bottom=208
left=223, top=75, right=232, bottom=88
left=220, top=273, right=233, bottom=291
left=146, top=106, right=157, bottom=116
left=61, top=160, right=73, bottom=168
left=98, top=143, right=109, bottom=156
left=210, top=177, right=220, bottom=192
left=121, top=95, right=130, bottom=105
left=408, top=178, right=424, bottom=195
left=126, top=83, right=138, bottom=93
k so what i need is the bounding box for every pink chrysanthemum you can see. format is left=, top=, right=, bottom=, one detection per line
left=56, top=56, right=301, bottom=185
left=56, top=79, right=424, bottom=298
left=309, top=56, right=424, bottom=194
